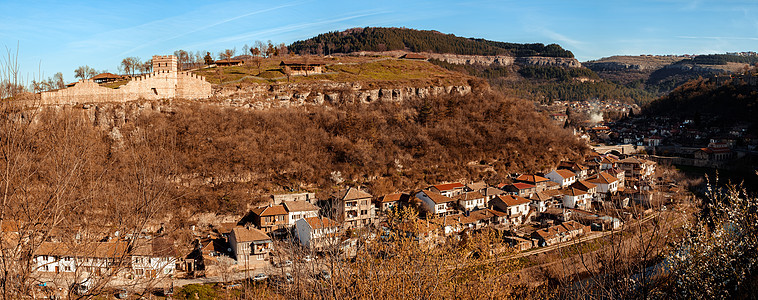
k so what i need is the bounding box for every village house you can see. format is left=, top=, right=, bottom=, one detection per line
left=600, top=156, right=618, bottom=170
left=228, top=227, right=272, bottom=269
left=529, top=191, right=556, bottom=213
left=468, top=208, right=508, bottom=227
left=282, top=201, right=320, bottom=226
left=481, top=186, right=507, bottom=202
left=429, top=182, right=466, bottom=198
left=375, top=192, right=410, bottom=212
left=694, top=142, right=734, bottom=161
left=558, top=161, right=589, bottom=179
left=490, top=195, right=531, bottom=225
left=560, top=187, right=591, bottom=210
left=545, top=169, right=578, bottom=188
left=453, top=191, right=486, bottom=211
left=328, top=187, right=375, bottom=228
left=586, top=172, right=620, bottom=194
left=531, top=220, right=590, bottom=246
left=618, top=156, right=656, bottom=182
left=295, top=217, right=341, bottom=250
left=416, top=190, right=457, bottom=216
left=514, top=174, right=551, bottom=192
left=280, top=59, right=326, bottom=76
left=502, top=182, right=537, bottom=198
left=465, top=181, right=488, bottom=193
left=34, top=241, right=130, bottom=276
left=250, top=205, right=289, bottom=235
left=131, top=237, right=178, bottom=278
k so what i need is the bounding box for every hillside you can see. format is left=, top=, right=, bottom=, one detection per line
left=288, top=27, right=573, bottom=58
left=584, top=54, right=757, bottom=95
left=643, top=69, right=758, bottom=133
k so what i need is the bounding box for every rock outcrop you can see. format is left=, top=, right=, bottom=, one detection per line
left=424, top=53, right=582, bottom=68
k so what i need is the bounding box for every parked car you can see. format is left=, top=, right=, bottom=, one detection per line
left=253, top=273, right=269, bottom=282
left=276, top=260, right=293, bottom=267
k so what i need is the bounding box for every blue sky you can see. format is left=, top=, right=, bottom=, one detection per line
left=1, top=0, right=757, bottom=82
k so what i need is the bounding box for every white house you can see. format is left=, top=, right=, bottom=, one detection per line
left=428, top=182, right=466, bottom=198
left=131, top=237, right=177, bottom=278
left=282, top=200, right=320, bottom=226
left=453, top=191, right=486, bottom=211
left=545, top=169, right=577, bottom=187
left=416, top=190, right=457, bottom=216
left=560, top=187, right=591, bottom=210
left=490, top=195, right=531, bottom=225
left=295, top=216, right=341, bottom=249
left=586, top=172, right=620, bottom=194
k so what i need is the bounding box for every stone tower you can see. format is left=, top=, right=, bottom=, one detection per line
left=153, top=55, right=178, bottom=72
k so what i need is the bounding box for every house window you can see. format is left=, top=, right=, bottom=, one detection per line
left=136, top=269, right=144, bottom=276
left=361, top=210, right=368, bottom=215
left=151, top=88, right=158, bottom=95
left=64, top=266, right=71, bottom=272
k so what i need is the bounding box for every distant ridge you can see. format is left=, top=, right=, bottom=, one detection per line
left=288, top=27, right=574, bottom=58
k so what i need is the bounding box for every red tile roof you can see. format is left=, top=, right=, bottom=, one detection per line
left=421, top=190, right=456, bottom=204
left=587, top=172, right=618, bottom=185
left=432, top=182, right=465, bottom=192
left=554, top=169, right=577, bottom=179
left=304, top=217, right=340, bottom=230
left=251, top=205, right=288, bottom=216
left=497, top=195, right=531, bottom=206
left=515, top=174, right=549, bottom=183
left=512, top=182, right=536, bottom=190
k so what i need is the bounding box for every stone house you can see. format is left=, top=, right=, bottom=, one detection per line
left=280, top=59, right=326, bottom=76
left=558, top=161, right=589, bottom=179
left=586, top=172, right=620, bottom=194
left=250, top=205, right=289, bottom=235
left=514, top=174, right=551, bottom=192
left=502, top=182, right=537, bottom=198
left=228, top=227, right=272, bottom=269
left=531, top=221, right=589, bottom=247
left=131, top=237, right=178, bottom=278
left=329, top=187, right=375, bottom=228
left=560, top=187, right=591, bottom=210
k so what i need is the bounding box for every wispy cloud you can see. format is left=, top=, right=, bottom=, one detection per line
left=180, top=10, right=387, bottom=49
left=117, top=2, right=301, bottom=56
left=539, top=28, right=582, bottom=47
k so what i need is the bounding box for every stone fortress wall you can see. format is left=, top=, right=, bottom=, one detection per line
left=40, top=55, right=211, bottom=105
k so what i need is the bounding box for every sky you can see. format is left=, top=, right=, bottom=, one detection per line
left=1, top=0, right=757, bottom=83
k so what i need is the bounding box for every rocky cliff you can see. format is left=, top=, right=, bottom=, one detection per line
left=425, top=53, right=582, bottom=68
left=211, top=82, right=474, bottom=109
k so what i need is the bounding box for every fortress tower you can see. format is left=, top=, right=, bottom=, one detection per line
left=153, top=55, right=178, bottom=72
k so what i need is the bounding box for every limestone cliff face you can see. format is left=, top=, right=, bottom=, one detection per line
left=583, top=61, right=649, bottom=71
left=212, top=82, right=473, bottom=109
left=425, top=53, right=582, bottom=68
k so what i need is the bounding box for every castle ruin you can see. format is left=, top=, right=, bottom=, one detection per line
left=40, top=55, right=212, bottom=105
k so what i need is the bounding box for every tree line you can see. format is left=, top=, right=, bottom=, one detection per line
left=288, top=27, right=574, bottom=58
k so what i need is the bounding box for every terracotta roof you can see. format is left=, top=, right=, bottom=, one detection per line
left=401, top=53, right=427, bottom=59
left=251, top=205, right=288, bottom=216
left=600, top=156, right=617, bottom=164
left=231, top=226, right=271, bottom=242
left=496, top=195, right=531, bottom=206
left=558, top=161, right=587, bottom=171
left=530, top=191, right=553, bottom=202
left=466, top=181, right=488, bottom=191
left=515, top=174, right=549, bottom=183
left=453, top=191, right=484, bottom=201
left=553, top=169, right=576, bottom=179
left=333, top=187, right=373, bottom=201
left=133, top=237, right=177, bottom=257
left=282, top=201, right=320, bottom=212
left=561, top=187, right=587, bottom=197
left=570, top=180, right=597, bottom=192
left=432, top=182, right=465, bottom=192
left=470, top=208, right=507, bottom=220
left=378, top=193, right=409, bottom=203
left=534, top=221, right=585, bottom=239
left=91, top=72, right=123, bottom=80
left=587, top=172, right=618, bottom=185
left=420, top=190, right=456, bottom=204
left=36, top=241, right=130, bottom=258
left=304, top=217, right=340, bottom=230
left=512, top=183, right=536, bottom=190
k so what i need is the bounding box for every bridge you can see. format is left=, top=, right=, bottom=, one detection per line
left=591, top=144, right=640, bottom=155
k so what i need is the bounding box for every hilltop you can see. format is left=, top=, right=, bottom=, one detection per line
left=288, top=27, right=574, bottom=58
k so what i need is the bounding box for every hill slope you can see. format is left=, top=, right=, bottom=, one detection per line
left=288, top=27, right=573, bottom=58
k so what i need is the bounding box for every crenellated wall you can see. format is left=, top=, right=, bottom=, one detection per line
left=40, top=70, right=211, bottom=105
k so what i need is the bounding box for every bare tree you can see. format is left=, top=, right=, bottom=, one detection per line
left=120, top=57, right=141, bottom=77
left=74, top=65, right=97, bottom=80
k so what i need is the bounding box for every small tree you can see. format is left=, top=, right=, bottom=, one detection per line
left=203, top=52, right=214, bottom=66
left=74, top=65, right=97, bottom=79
